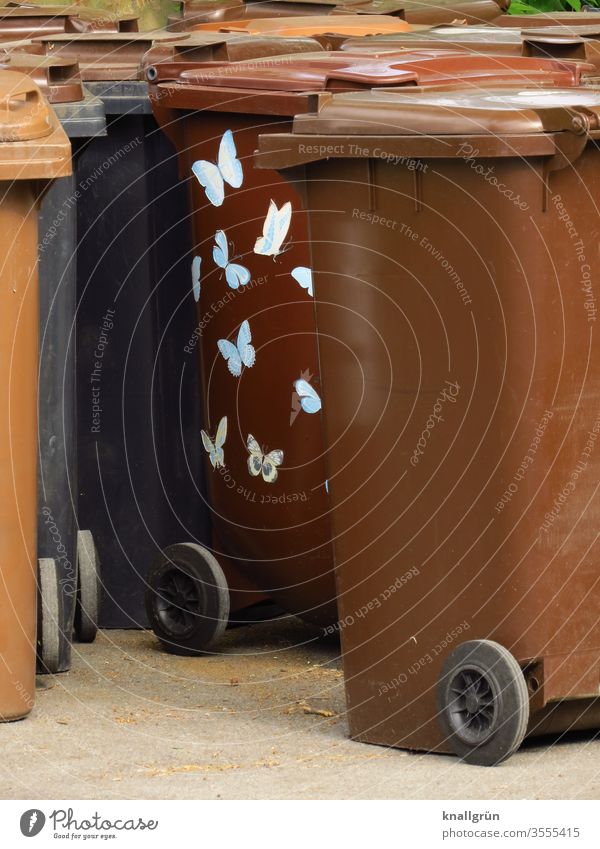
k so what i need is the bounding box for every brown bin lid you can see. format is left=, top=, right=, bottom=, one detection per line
left=0, top=70, right=71, bottom=177
left=34, top=30, right=187, bottom=80
left=191, top=13, right=413, bottom=34
left=0, top=5, right=139, bottom=37
left=341, top=25, right=524, bottom=52
left=0, top=50, right=83, bottom=101
left=286, top=86, right=600, bottom=138
left=401, top=0, right=505, bottom=25
left=174, top=51, right=589, bottom=91
left=496, top=11, right=600, bottom=28
left=143, top=30, right=324, bottom=73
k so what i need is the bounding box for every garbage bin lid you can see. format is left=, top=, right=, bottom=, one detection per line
left=288, top=86, right=600, bottom=138
left=174, top=51, right=588, bottom=91
left=143, top=31, right=324, bottom=74
left=0, top=70, right=71, bottom=178
left=0, top=5, right=139, bottom=34
left=497, top=11, right=600, bottom=28
left=191, top=14, right=413, bottom=35
left=34, top=31, right=188, bottom=80
left=341, top=26, right=525, bottom=51
left=0, top=51, right=83, bottom=102
left=524, top=25, right=600, bottom=42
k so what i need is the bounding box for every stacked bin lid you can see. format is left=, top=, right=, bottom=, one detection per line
left=273, top=85, right=600, bottom=137
left=496, top=10, right=600, bottom=27
left=0, top=5, right=139, bottom=37
left=0, top=50, right=84, bottom=101
left=167, top=0, right=506, bottom=29
left=341, top=24, right=600, bottom=71
left=167, top=0, right=408, bottom=31
left=150, top=49, right=591, bottom=92
left=143, top=30, right=325, bottom=76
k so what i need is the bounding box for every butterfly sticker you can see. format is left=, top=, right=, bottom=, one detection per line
left=294, top=377, right=322, bottom=415
left=201, top=416, right=227, bottom=469
left=191, top=256, right=201, bottom=302
left=213, top=230, right=251, bottom=290
left=291, top=266, right=313, bottom=297
left=247, top=434, right=284, bottom=484
left=254, top=200, right=292, bottom=258
left=191, top=129, right=243, bottom=207
left=217, top=319, right=256, bottom=377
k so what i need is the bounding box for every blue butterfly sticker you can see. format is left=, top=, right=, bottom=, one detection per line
left=213, top=230, right=251, bottom=290
left=201, top=416, right=227, bottom=469
left=294, top=378, right=322, bottom=414
left=291, top=266, right=313, bottom=297
left=192, top=129, right=243, bottom=207
left=191, top=256, right=201, bottom=302
left=217, top=319, right=256, bottom=377
left=254, top=200, right=292, bottom=258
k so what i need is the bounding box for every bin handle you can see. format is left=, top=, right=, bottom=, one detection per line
left=0, top=72, right=44, bottom=116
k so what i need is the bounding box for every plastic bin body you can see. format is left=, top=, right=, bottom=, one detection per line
left=257, top=87, right=600, bottom=752
left=0, top=71, right=70, bottom=719
left=149, top=54, right=583, bottom=628
left=37, top=91, right=106, bottom=670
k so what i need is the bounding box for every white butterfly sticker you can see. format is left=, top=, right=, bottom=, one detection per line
left=191, top=129, right=243, bottom=208
left=246, top=434, right=284, bottom=484
left=291, top=266, right=313, bottom=297
left=217, top=319, right=256, bottom=377
left=213, top=230, right=251, bottom=290
left=294, top=378, right=322, bottom=414
left=201, top=416, right=227, bottom=469
left=254, top=200, right=292, bottom=258
left=191, top=256, right=201, bottom=302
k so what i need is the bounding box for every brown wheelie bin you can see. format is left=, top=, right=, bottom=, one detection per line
left=257, top=85, right=600, bottom=765
left=147, top=54, right=586, bottom=656
left=0, top=70, right=70, bottom=720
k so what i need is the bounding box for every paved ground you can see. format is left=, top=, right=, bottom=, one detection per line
left=1, top=620, right=599, bottom=800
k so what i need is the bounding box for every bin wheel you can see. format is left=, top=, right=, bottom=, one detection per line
left=74, top=530, right=100, bottom=643
left=145, top=543, right=230, bottom=656
left=437, top=639, right=529, bottom=766
left=37, top=558, right=61, bottom=674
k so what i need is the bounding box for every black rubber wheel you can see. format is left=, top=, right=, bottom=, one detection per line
left=74, top=530, right=100, bottom=643
left=437, top=639, right=529, bottom=766
left=37, top=558, right=61, bottom=674
left=146, top=543, right=230, bottom=656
